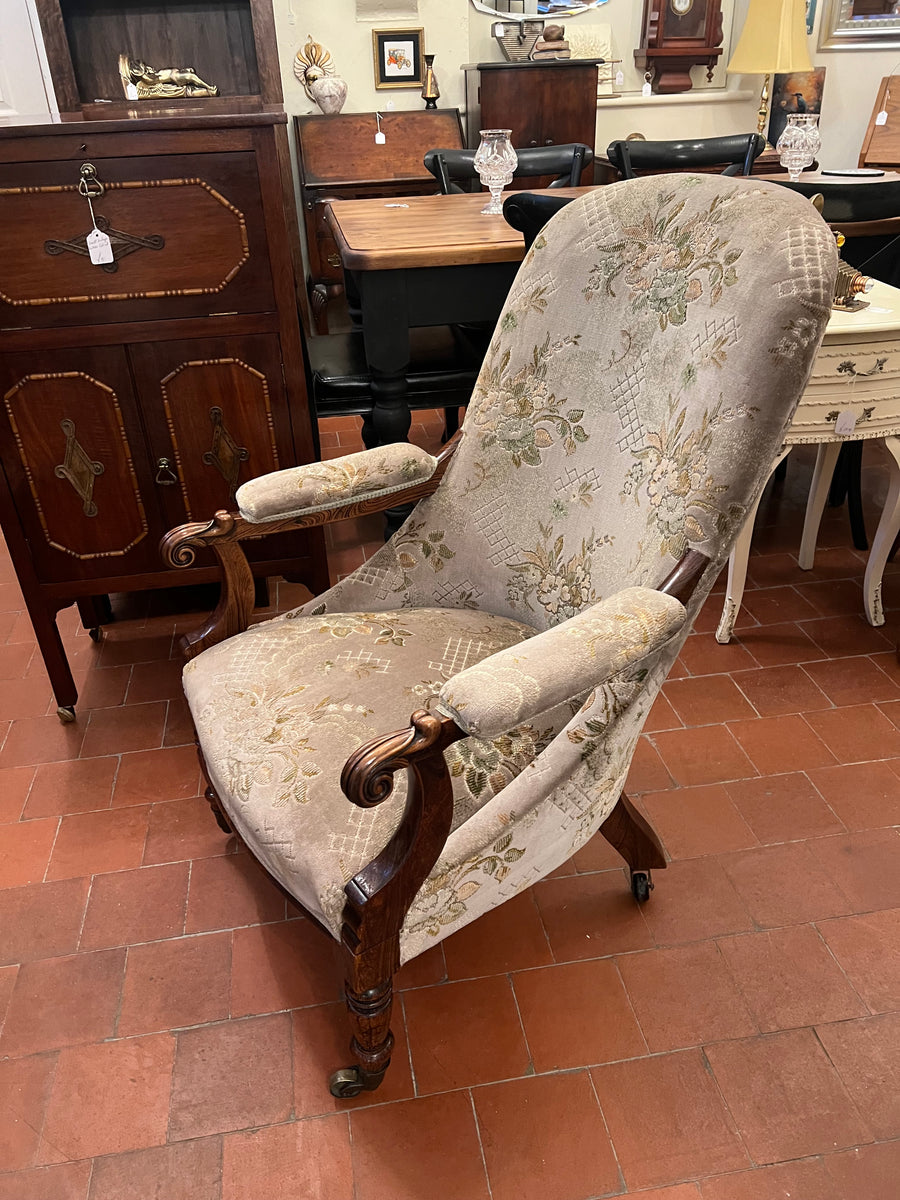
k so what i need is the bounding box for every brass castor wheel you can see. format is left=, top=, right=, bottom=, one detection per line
left=630, top=870, right=653, bottom=903
left=57, top=705, right=76, bottom=724
left=88, top=626, right=102, bottom=642
left=328, top=1064, right=387, bottom=1099
left=329, top=1067, right=365, bottom=1099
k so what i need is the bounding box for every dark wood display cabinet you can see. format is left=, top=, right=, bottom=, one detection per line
left=463, top=60, right=601, bottom=181
left=0, top=110, right=329, bottom=721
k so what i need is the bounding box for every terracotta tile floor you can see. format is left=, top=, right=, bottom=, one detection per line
left=1, top=414, right=899, bottom=1198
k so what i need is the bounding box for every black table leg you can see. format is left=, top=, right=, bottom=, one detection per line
left=356, top=270, right=413, bottom=535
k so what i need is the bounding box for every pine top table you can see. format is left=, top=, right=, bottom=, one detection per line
left=324, top=188, right=593, bottom=452
left=717, top=278, right=900, bottom=641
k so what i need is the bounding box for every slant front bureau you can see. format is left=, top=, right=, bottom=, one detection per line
left=0, top=112, right=328, bottom=720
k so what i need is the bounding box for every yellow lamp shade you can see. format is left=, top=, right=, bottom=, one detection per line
left=727, top=0, right=812, bottom=75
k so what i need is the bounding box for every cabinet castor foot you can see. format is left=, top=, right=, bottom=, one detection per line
left=57, top=705, right=76, bottom=723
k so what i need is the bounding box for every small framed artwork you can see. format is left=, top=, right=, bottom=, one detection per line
left=373, top=28, right=425, bottom=89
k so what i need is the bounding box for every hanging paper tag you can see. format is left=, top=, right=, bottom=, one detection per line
left=641, top=81, right=652, bottom=97
left=834, top=410, right=857, bottom=437
left=615, top=70, right=624, bottom=86
left=375, top=131, right=386, bottom=144
left=86, top=228, right=114, bottom=265
left=125, top=83, right=139, bottom=100
left=876, top=110, right=888, bottom=125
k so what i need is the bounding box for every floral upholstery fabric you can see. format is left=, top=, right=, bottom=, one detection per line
left=184, top=607, right=579, bottom=938
left=236, top=444, right=437, bottom=523
left=188, top=176, right=837, bottom=964
left=438, top=586, right=686, bottom=738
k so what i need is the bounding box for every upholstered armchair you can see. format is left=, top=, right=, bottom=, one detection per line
left=162, top=176, right=837, bottom=1099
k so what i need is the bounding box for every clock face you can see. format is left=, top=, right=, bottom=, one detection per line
left=670, top=0, right=694, bottom=13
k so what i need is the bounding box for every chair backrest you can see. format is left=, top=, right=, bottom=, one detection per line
left=502, top=191, right=575, bottom=249
left=607, top=134, right=766, bottom=180
left=346, top=176, right=836, bottom=636
left=424, top=143, right=594, bottom=194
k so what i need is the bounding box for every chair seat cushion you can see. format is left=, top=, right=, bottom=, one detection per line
left=184, top=607, right=577, bottom=938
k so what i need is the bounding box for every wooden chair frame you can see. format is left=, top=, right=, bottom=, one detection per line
left=161, top=432, right=709, bottom=1097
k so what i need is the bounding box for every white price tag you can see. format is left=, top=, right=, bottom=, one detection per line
left=86, top=228, right=113, bottom=265
left=834, top=410, right=857, bottom=437
left=125, top=82, right=139, bottom=100
left=374, top=131, right=386, bottom=144
left=615, top=70, right=624, bottom=86
left=641, top=81, right=652, bottom=97
left=876, top=110, right=888, bottom=125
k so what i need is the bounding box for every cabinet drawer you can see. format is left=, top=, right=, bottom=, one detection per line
left=0, top=152, right=275, bottom=328
left=789, top=337, right=900, bottom=443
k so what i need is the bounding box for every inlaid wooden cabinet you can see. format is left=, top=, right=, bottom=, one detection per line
left=0, top=113, right=328, bottom=718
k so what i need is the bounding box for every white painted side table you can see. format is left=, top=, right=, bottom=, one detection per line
left=717, top=278, right=900, bottom=642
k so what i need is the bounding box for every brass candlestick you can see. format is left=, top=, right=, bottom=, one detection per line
left=422, top=54, right=439, bottom=110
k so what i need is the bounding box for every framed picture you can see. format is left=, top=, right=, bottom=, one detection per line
left=768, top=68, right=827, bottom=149
left=373, top=28, right=425, bottom=89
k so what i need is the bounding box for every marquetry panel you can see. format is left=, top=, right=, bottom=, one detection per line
left=2, top=370, right=148, bottom=559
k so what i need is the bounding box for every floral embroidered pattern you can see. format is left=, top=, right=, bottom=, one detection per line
left=584, top=191, right=743, bottom=330
left=392, top=520, right=456, bottom=577
left=407, top=831, right=528, bottom=938
left=621, top=395, right=755, bottom=560
left=507, top=522, right=612, bottom=622
left=472, top=334, right=587, bottom=466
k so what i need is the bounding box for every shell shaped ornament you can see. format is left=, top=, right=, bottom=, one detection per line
left=293, top=35, right=336, bottom=100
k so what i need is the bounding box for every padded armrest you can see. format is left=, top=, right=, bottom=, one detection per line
left=436, top=586, right=686, bottom=738
left=236, top=444, right=438, bottom=524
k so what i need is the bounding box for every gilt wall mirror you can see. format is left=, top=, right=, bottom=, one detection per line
left=470, top=0, right=608, bottom=18
left=819, top=0, right=900, bottom=48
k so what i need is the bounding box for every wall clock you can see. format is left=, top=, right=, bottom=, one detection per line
left=635, top=0, right=725, bottom=94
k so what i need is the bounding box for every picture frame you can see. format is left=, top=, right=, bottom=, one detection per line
left=818, top=0, right=900, bottom=49
left=372, top=28, right=425, bottom=90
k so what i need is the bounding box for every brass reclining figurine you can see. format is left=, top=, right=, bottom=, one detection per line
left=118, top=55, right=218, bottom=99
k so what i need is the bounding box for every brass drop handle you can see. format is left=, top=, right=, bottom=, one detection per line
left=78, top=162, right=104, bottom=199
left=326, top=252, right=342, bottom=268
left=155, top=457, right=178, bottom=485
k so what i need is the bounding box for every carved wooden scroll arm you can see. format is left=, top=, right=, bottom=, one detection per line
left=339, top=710, right=466, bottom=988
left=160, top=433, right=462, bottom=659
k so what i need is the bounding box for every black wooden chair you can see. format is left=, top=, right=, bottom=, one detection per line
left=424, top=143, right=593, bottom=194
left=503, top=191, right=576, bottom=250
left=305, top=326, right=482, bottom=455
left=606, top=133, right=766, bottom=180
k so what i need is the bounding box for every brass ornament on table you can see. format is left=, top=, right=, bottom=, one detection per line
left=421, top=54, right=439, bottom=110
left=530, top=24, right=571, bottom=60
left=118, top=55, right=218, bottom=100
left=809, top=195, right=875, bottom=311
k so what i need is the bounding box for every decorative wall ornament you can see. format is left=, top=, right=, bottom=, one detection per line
left=373, top=28, right=425, bottom=89
left=294, top=36, right=348, bottom=114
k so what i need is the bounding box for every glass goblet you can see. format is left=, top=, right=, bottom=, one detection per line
left=776, top=114, right=814, bottom=183
left=474, top=129, right=518, bottom=216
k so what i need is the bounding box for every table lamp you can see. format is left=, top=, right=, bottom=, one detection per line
left=727, top=0, right=812, bottom=140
